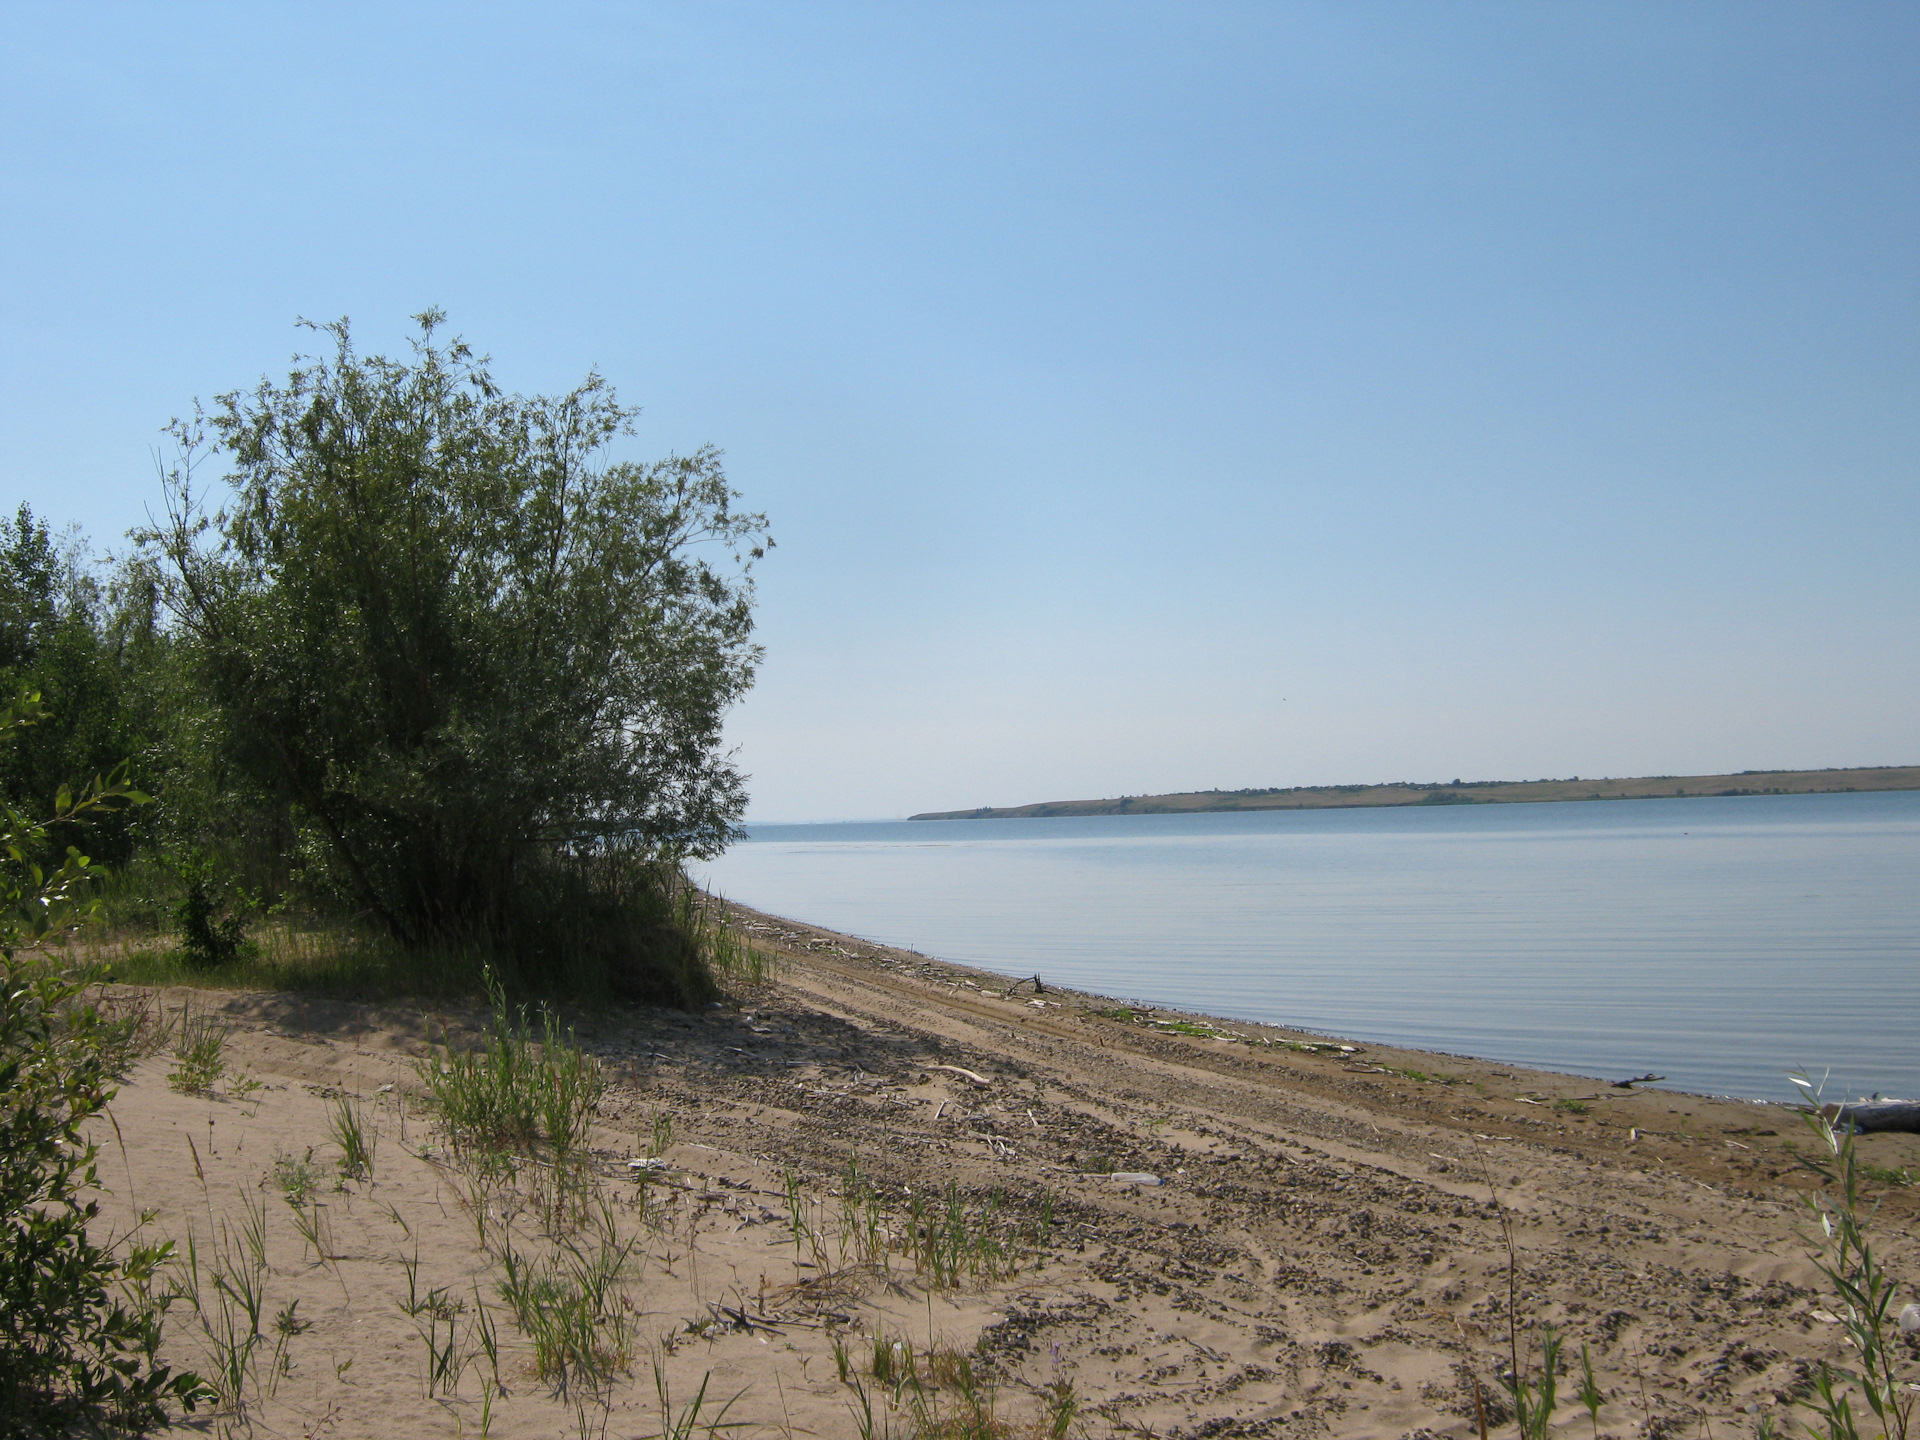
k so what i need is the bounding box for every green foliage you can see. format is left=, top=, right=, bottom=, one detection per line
left=0, top=693, right=210, bottom=1432
left=141, top=312, right=769, bottom=995
left=0, top=510, right=168, bottom=874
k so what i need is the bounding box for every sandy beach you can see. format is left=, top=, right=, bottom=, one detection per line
left=85, top=905, right=1920, bottom=1438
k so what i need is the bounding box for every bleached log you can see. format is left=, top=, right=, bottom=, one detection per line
left=1830, top=1101, right=1920, bottom=1134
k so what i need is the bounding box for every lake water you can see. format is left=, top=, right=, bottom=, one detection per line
left=693, top=792, right=1920, bottom=1102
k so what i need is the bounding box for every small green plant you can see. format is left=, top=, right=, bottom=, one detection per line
left=167, top=1002, right=229, bottom=1093
left=782, top=1166, right=831, bottom=1271
left=648, top=1353, right=747, bottom=1439
left=1503, top=1325, right=1561, bottom=1439
left=874, top=1336, right=1004, bottom=1440
left=270, top=1148, right=323, bottom=1208
left=328, top=1094, right=378, bottom=1182
left=1041, top=1376, right=1079, bottom=1439
left=832, top=1333, right=853, bottom=1384
left=647, top=1109, right=675, bottom=1158
left=1150, top=1018, right=1218, bottom=1038
left=289, top=1198, right=337, bottom=1265
left=174, top=1198, right=276, bottom=1419
left=1860, top=1161, right=1915, bottom=1189
left=268, top=1300, right=310, bottom=1395
left=838, top=1156, right=887, bottom=1268
left=399, top=1280, right=468, bottom=1399
left=496, top=1202, right=639, bottom=1401
left=472, top=1284, right=502, bottom=1389
left=1574, top=1343, right=1604, bottom=1438
left=1553, top=1098, right=1590, bottom=1115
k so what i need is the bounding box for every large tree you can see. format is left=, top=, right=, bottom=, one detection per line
left=144, top=313, right=768, bottom=953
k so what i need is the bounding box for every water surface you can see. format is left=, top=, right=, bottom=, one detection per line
left=695, top=792, right=1920, bottom=1101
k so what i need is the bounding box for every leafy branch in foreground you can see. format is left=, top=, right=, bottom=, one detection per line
left=0, top=690, right=212, bottom=1432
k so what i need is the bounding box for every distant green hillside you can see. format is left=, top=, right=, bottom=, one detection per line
left=909, top=765, right=1920, bottom=820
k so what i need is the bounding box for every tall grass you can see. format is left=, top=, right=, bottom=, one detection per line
left=166, top=1001, right=229, bottom=1093
left=681, top=890, right=774, bottom=988
left=86, top=864, right=746, bottom=1006
left=100, top=920, right=501, bottom=1002
left=415, top=970, right=604, bottom=1175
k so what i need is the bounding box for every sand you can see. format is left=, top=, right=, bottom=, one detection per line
left=80, top=906, right=1920, bottom=1438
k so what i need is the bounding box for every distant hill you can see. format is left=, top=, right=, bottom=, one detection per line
left=908, top=765, right=1920, bottom=820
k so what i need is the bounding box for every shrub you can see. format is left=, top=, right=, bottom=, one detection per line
left=171, top=855, right=254, bottom=969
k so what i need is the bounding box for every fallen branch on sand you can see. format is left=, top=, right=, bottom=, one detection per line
left=927, top=1064, right=991, bottom=1088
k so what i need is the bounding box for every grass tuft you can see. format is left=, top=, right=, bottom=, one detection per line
left=328, top=1095, right=377, bottom=1183
left=166, top=1001, right=229, bottom=1094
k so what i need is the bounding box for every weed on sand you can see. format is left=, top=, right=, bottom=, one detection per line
left=166, top=1001, right=229, bottom=1094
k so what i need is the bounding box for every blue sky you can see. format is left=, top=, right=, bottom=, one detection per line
left=5, top=3, right=1915, bottom=819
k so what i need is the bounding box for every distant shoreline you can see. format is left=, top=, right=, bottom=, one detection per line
left=908, top=763, right=1920, bottom=820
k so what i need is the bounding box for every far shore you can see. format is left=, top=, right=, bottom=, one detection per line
left=910, top=762, right=1920, bottom=820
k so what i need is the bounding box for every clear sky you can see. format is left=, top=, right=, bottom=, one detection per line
left=5, top=4, right=1915, bottom=820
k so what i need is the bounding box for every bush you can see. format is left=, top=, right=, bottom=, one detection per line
left=170, top=855, right=254, bottom=969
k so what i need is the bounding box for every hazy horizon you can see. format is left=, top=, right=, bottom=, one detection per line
left=752, top=762, right=1920, bottom=826
left=9, top=4, right=1915, bottom=823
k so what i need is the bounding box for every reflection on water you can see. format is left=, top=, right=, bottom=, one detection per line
left=695, top=792, right=1920, bottom=1101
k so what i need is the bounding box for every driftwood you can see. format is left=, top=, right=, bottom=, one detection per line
left=1829, top=1101, right=1920, bottom=1134
left=1611, top=1073, right=1667, bottom=1089
left=928, top=1064, right=991, bottom=1088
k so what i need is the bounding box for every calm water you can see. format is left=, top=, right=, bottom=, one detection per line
left=694, top=792, right=1920, bottom=1102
